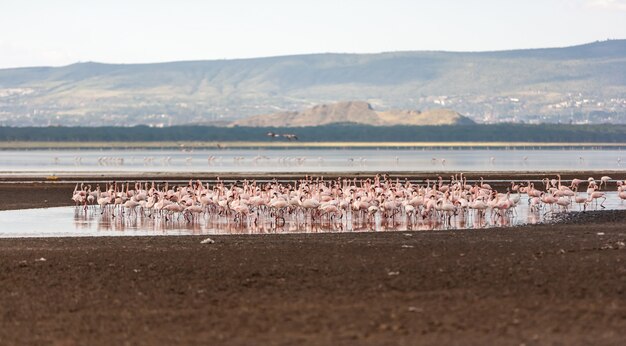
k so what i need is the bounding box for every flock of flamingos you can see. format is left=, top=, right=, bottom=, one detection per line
left=70, top=174, right=626, bottom=231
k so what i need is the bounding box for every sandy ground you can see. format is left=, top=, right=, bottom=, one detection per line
left=0, top=178, right=624, bottom=345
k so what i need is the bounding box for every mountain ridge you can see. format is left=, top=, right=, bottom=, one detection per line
left=4, top=39, right=625, bottom=70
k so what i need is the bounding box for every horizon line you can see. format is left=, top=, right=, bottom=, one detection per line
left=1, top=38, right=624, bottom=70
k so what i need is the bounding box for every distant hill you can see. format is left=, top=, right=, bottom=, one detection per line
left=231, top=101, right=474, bottom=127
left=0, top=40, right=625, bottom=126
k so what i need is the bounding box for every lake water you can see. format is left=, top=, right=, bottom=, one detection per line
left=0, top=148, right=625, bottom=173
left=0, top=193, right=622, bottom=238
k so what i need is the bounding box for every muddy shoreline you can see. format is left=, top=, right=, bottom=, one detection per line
left=0, top=176, right=624, bottom=345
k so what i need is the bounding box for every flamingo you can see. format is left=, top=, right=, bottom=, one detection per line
left=618, top=190, right=626, bottom=202
left=570, top=178, right=583, bottom=190
left=67, top=174, right=622, bottom=234
left=587, top=191, right=607, bottom=209
left=556, top=196, right=571, bottom=212
left=600, top=176, right=612, bottom=190
left=574, top=192, right=588, bottom=210
left=540, top=193, right=557, bottom=211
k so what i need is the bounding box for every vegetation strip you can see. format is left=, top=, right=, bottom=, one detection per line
left=1, top=124, right=626, bottom=143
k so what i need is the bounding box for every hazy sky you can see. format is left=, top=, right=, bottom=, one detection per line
left=1, top=0, right=625, bottom=68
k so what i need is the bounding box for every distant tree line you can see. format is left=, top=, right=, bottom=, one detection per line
left=0, top=124, right=625, bottom=142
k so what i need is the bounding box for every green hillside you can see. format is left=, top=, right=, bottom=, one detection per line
left=0, top=40, right=624, bottom=126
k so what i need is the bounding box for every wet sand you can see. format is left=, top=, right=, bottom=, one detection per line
left=0, top=176, right=625, bottom=345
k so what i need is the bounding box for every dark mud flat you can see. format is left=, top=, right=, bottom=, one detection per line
left=0, top=178, right=625, bottom=345
left=0, top=215, right=624, bottom=345
left=0, top=183, right=72, bottom=211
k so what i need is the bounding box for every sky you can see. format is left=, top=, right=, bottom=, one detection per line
left=1, top=0, right=625, bottom=68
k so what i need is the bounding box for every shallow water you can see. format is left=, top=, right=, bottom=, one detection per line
left=1, top=148, right=625, bottom=173
left=1, top=193, right=623, bottom=238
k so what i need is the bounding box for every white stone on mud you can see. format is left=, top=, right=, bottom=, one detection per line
left=201, top=238, right=215, bottom=244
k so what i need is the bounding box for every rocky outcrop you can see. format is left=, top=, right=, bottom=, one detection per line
left=231, top=101, right=474, bottom=127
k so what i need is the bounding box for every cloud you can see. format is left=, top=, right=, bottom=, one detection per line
left=0, top=41, right=74, bottom=68
left=587, top=0, right=626, bottom=10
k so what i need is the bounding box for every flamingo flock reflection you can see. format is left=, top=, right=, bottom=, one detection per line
left=71, top=174, right=626, bottom=234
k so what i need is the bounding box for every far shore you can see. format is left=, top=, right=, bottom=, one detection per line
left=1, top=140, right=626, bottom=149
